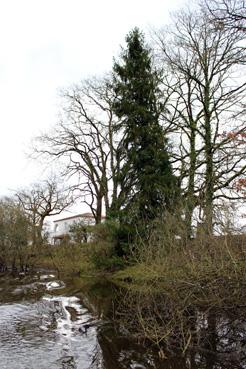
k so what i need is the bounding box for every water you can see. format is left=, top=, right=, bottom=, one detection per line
left=0, top=272, right=245, bottom=369
left=0, top=284, right=92, bottom=368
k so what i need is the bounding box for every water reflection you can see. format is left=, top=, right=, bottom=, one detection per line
left=0, top=273, right=245, bottom=369
left=112, top=287, right=246, bottom=369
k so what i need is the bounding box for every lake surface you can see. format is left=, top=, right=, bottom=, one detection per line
left=0, top=272, right=245, bottom=369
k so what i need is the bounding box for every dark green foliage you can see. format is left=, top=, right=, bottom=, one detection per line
left=91, top=252, right=125, bottom=271
left=89, top=220, right=126, bottom=271
left=92, top=220, right=120, bottom=244
left=69, top=221, right=89, bottom=243
left=112, top=28, right=178, bottom=245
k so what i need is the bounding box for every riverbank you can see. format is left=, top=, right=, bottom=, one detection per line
left=109, top=233, right=246, bottom=357
left=38, top=233, right=246, bottom=304
left=1, top=249, right=245, bottom=368
left=35, top=233, right=246, bottom=359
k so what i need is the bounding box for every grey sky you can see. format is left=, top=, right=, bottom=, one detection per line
left=0, top=0, right=185, bottom=197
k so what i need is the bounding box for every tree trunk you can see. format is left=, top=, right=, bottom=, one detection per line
left=204, top=82, right=214, bottom=235
left=95, top=195, right=103, bottom=224
left=185, top=123, right=197, bottom=238
left=36, top=217, right=44, bottom=246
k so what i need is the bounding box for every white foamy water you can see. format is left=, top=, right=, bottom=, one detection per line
left=0, top=278, right=99, bottom=369
left=46, top=280, right=66, bottom=290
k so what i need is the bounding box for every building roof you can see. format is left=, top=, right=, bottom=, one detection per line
left=54, top=213, right=94, bottom=223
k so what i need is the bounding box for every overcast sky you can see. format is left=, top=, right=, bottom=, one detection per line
left=0, top=0, right=186, bottom=199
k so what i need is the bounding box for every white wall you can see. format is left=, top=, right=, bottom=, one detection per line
left=52, top=216, right=95, bottom=239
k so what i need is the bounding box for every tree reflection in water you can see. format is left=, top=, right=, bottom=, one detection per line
left=110, top=286, right=246, bottom=369
left=0, top=274, right=245, bottom=369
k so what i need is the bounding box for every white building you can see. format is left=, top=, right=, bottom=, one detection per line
left=51, top=213, right=96, bottom=244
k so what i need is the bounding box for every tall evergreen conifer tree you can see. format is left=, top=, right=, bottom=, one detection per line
left=113, top=28, right=177, bottom=230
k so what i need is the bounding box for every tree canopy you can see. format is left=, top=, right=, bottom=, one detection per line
left=112, top=28, right=177, bottom=226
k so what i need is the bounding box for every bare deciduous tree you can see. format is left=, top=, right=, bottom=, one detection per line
left=16, top=179, right=73, bottom=246
left=155, top=7, right=246, bottom=234
left=204, top=0, right=246, bottom=31
left=34, top=77, right=129, bottom=223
